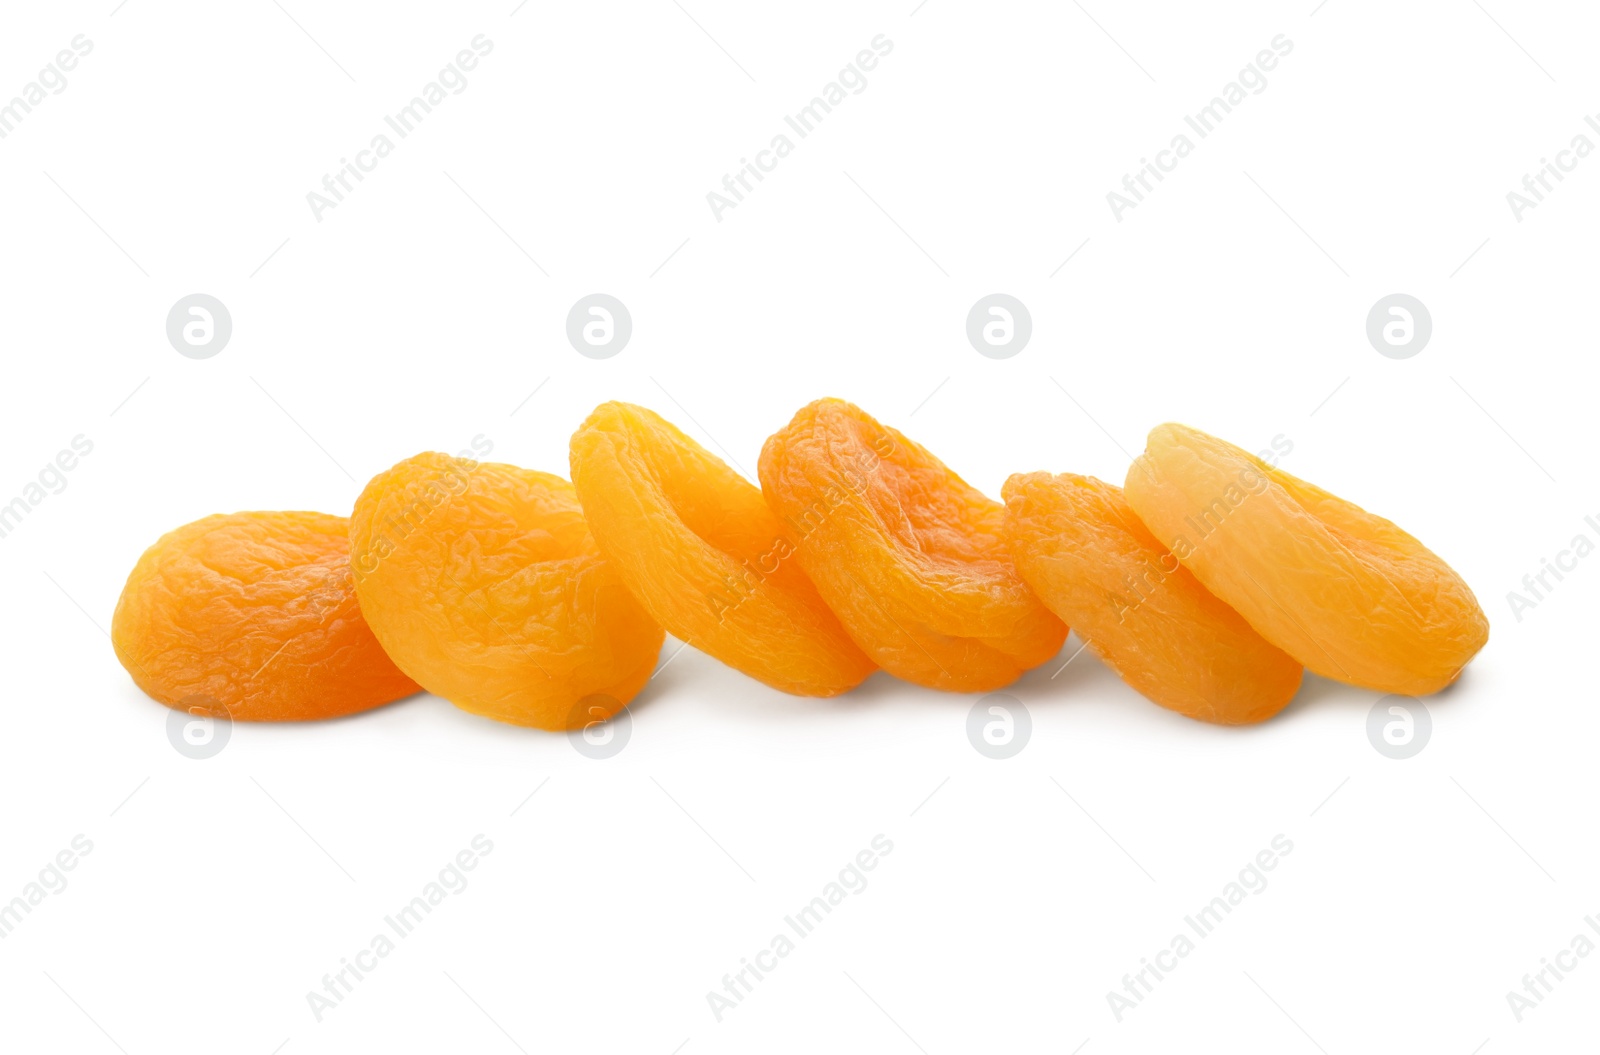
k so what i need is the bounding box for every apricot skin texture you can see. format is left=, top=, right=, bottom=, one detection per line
left=1124, top=424, right=1489, bottom=696
left=759, top=398, right=1067, bottom=692
left=349, top=452, right=663, bottom=730
left=111, top=511, right=420, bottom=721
left=1004, top=473, right=1302, bottom=724
left=569, top=402, right=874, bottom=697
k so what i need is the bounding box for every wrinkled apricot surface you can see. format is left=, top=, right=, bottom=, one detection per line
left=569, top=402, right=874, bottom=696
left=349, top=452, right=663, bottom=730
left=1124, top=424, right=1488, bottom=696
left=112, top=512, right=419, bottom=721
left=759, top=398, right=1067, bottom=692
left=1003, top=473, right=1302, bottom=723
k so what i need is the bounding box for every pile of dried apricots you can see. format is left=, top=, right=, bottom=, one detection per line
left=112, top=399, right=1489, bottom=730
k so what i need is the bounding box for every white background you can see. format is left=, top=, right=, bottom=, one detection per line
left=1, top=0, right=1594, bottom=1051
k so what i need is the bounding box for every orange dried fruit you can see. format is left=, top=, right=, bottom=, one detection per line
left=1124, top=423, right=1488, bottom=696
left=759, top=398, right=1067, bottom=692
left=569, top=402, right=874, bottom=696
left=111, top=511, right=419, bottom=721
left=349, top=452, right=663, bottom=730
left=1003, top=473, right=1302, bottom=723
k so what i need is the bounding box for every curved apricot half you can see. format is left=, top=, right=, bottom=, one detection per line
left=569, top=402, right=874, bottom=697
left=1004, top=473, right=1302, bottom=723
left=759, top=398, right=1067, bottom=692
left=112, top=511, right=419, bottom=721
left=349, top=452, right=663, bottom=730
left=1124, top=423, right=1488, bottom=696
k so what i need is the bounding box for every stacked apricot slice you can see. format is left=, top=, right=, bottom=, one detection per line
left=110, top=403, right=1489, bottom=730
left=1123, top=424, right=1488, bottom=696
left=759, top=398, right=1067, bottom=692
left=1003, top=473, right=1301, bottom=724
left=570, top=402, right=872, bottom=696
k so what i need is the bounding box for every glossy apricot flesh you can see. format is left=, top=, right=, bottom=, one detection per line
left=569, top=402, right=874, bottom=696
left=1124, top=424, right=1488, bottom=696
left=759, top=398, right=1067, bottom=692
left=1003, top=473, right=1302, bottom=723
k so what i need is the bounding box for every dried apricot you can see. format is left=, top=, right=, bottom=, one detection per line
left=111, top=512, right=419, bottom=721
left=1124, top=423, right=1488, bottom=696
left=1003, top=473, right=1301, bottom=723
left=569, top=402, right=873, bottom=696
left=759, top=398, right=1067, bottom=692
left=349, top=452, right=663, bottom=730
